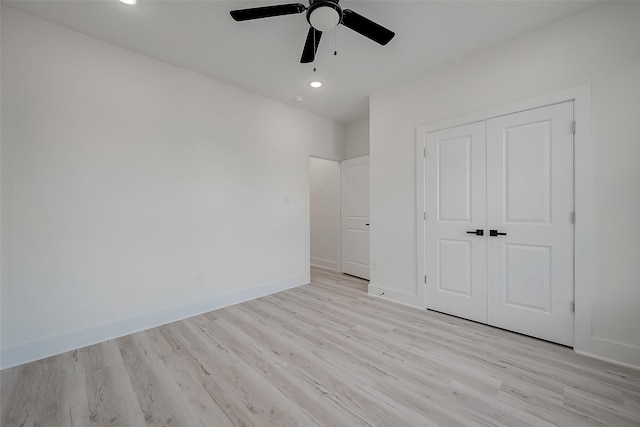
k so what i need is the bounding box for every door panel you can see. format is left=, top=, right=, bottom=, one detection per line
left=438, top=136, right=472, bottom=222
left=341, top=156, right=370, bottom=280
left=486, top=102, right=574, bottom=346
left=504, top=121, right=551, bottom=223
left=425, top=122, right=487, bottom=323
left=438, top=239, right=472, bottom=296
left=503, top=243, right=551, bottom=312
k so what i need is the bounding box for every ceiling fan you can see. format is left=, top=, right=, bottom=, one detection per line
left=230, top=0, right=395, bottom=63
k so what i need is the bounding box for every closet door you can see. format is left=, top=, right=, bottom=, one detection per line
left=486, top=102, right=574, bottom=346
left=425, top=122, right=487, bottom=323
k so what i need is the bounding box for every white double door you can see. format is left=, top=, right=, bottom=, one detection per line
left=424, top=102, right=574, bottom=346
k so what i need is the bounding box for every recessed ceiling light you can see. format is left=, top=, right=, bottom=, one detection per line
left=310, top=81, right=322, bottom=88
left=119, top=0, right=137, bottom=5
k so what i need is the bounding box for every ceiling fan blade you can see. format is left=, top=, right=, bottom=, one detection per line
left=301, top=27, right=322, bottom=63
left=230, top=3, right=306, bottom=21
left=341, top=9, right=395, bottom=45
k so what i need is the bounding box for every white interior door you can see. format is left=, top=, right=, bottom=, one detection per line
left=486, top=102, right=574, bottom=346
left=425, top=122, right=487, bottom=323
left=341, top=156, right=370, bottom=280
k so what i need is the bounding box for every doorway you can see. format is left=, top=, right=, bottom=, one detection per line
left=309, top=157, right=341, bottom=273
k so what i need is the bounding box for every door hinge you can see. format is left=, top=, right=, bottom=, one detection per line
left=571, top=121, right=576, bottom=134
left=571, top=212, right=576, bottom=224
left=424, top=211, right=427, bottom=221
left=570, top=301, right=575, bottom=312
left=423, top=148, right=427, bottom=158
left=424, top=275, right=427, bottom=284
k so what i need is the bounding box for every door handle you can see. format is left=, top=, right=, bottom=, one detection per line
left=489, top=229, right=507, bottom=237
left=365, top=223, right=370, bottom=226
left=466, top=229, right=484, bottom=236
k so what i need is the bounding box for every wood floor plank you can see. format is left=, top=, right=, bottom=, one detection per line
left=2, top=268, right=640, bottom=426
left=117, top=334, right=205, bottom=427
left=1, top=358, right=68, bottom=427
left=202, top=316, right=369, bottom=426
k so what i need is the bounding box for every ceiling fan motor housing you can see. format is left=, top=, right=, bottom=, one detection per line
left=307, top=0, right=342, bottom=31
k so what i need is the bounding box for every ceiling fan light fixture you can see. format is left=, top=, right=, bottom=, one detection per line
left=308, top=2, right=341, bottom=32
left=310, top=81, right=322, bottom=88
left=229, top=0, right=395, bottom=63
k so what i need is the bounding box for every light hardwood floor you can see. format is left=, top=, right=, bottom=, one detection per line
left=2, top=268, right=640, bottom=426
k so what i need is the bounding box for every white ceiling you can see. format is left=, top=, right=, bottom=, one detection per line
left=5, top=0, right=597, bottom=123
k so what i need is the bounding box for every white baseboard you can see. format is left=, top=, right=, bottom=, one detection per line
left=574, top=337, right=640, bottom=371
left=0, top=276, right=308, bottom=370
left=310, top=258, right=339, bottom=272
left=368, top=283, right=424, bottom=310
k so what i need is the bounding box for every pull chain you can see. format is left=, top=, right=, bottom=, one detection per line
left=313, top=29, right=317, bottom=71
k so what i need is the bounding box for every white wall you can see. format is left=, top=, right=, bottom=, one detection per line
left=309, top=158, right=340, bottom=272
left=0, top=7, right=344, bottom=368
left=370, top=2, right=640, bottom=368
left=345, top=117, right=370, bottom=160
left=309, top=123, right=345, bottom=162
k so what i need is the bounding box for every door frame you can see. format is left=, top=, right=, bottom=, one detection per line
left=416, top=85, right=592, bottom=353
